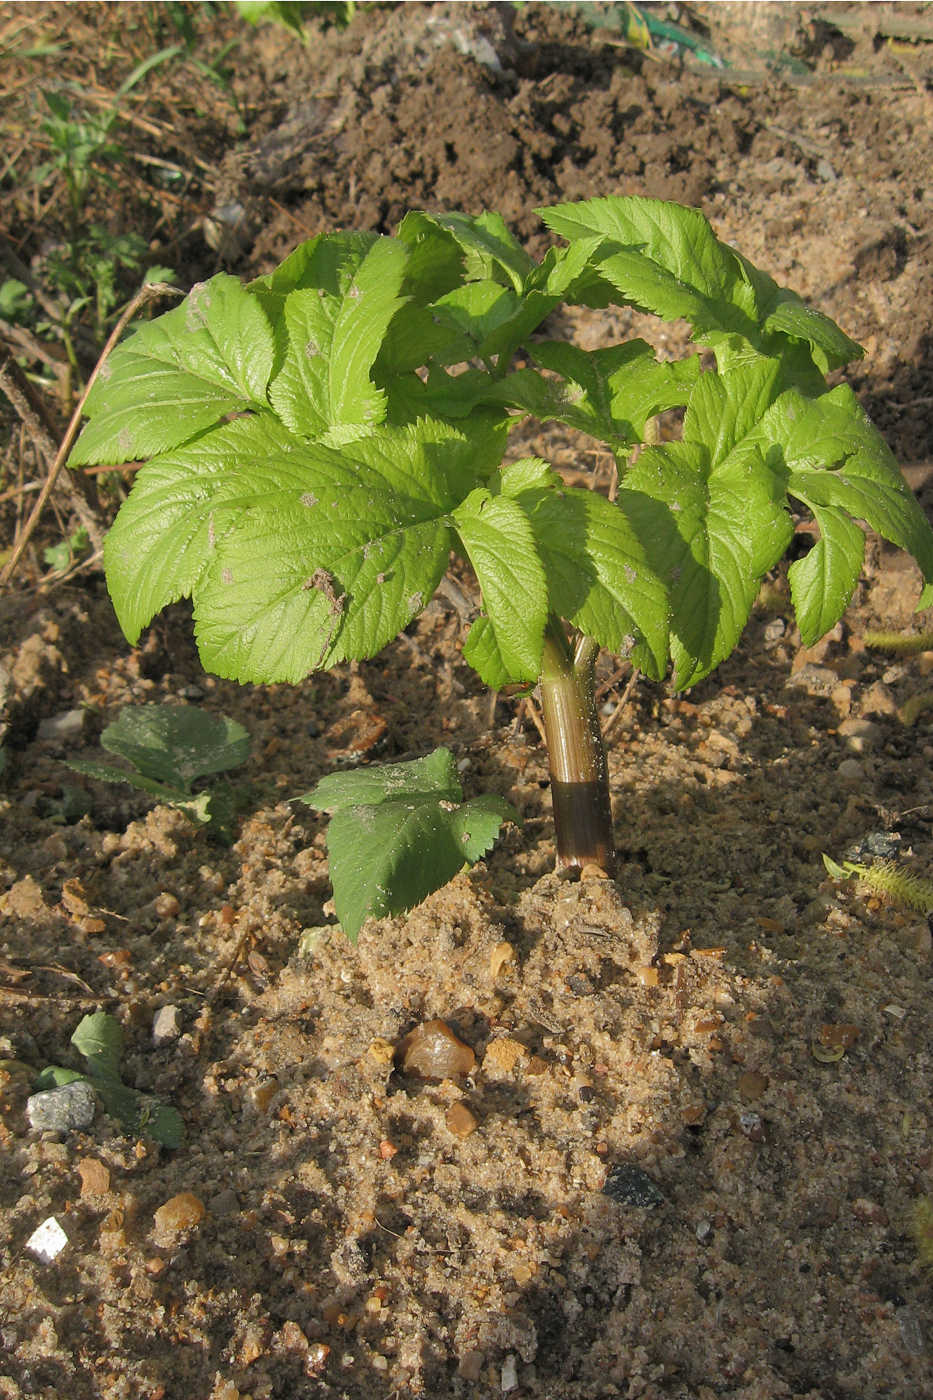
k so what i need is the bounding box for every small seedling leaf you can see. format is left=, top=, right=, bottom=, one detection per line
left=95, top=704, right=250, bottom=788
left=39, top=1012, right=184, bottom=1147
left=76, top=1013, right=184, bottom=1147
left=35, top=1066, right=86, bottom=1090
left=71, top=1010, right=123, bottom=1079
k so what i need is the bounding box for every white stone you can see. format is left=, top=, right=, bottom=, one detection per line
left=501, top=1354, right=518, bottom=1393
left=26, top=1216, right=68, bottom=1263
left=152, top=1004, right=182, bottom=1046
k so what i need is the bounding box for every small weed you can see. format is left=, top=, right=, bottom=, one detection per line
left=234, top=1, right=356, bottom=41
left=43, top=525, right=90, bottom=574
left=823, top=853, right=933, bottom=913
left=67, top=703, right=251, bottom=840
left=911, top=1196, right=933, bottom=1273
left=37, top=1010, right=183, bottom=1148
left=299, top=747, right=517, bottom=941
left=863, top=629, right=933, bottom=655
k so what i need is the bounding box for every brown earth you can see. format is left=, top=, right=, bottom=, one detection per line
left=1, top=5, right=933, bottom=1399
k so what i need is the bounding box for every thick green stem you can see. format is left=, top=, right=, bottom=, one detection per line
left=538, top=617, right=615, bottom=873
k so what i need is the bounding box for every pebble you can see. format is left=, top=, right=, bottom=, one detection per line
left=601, top=1163, right=665, bottom=1208
left=152, top=1004, right=182, bottom=1046
left=445, top=1102, right=479, bottom=1137
left=837, top=758, right=865, bottom=782
left=785, top=663, right=839, bottom=696
left=489, top=940, right=516, bottom=978
left=458, top=1350, right=485, bottom=1381
left=152, top=1191, right=206, bottom=1243
left=845, top=830, right=901, bottom=862
left=896, top=1305, right=926, bottom=1357
left=739, top=1110, right=765, bottom=1142
left=1, top=875, right=48, bottom=918
left=501, top=1354, right=519, bottom=1393
left=27, top=1079, right=97, bottom=1133
left=578, top=862, right=609, bottom=881
left=367, top=1037, right=396, bottom=1068
left=837, top=717, right=882, bottom=752
left=154, top=892, right=180, bottom=919
left=37, top=708, right=85, bottom=741
left=25, top=1216, right=68, bottom=1263
left=399, top=1019, right=475, bottom=1079
left=860, top=681, right=897, bottom=716
left=737, top=1070, right=769, bottom=1101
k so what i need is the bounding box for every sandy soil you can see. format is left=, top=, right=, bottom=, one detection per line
left=1, top=5, right=932, bottom=1398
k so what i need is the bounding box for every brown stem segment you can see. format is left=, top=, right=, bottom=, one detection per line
left=538, top=617, right=615, bottom=874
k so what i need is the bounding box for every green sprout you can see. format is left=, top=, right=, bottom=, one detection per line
left=823, top=853, right=933, bottom=914
left=37, top=1011, right=183, bottom=1148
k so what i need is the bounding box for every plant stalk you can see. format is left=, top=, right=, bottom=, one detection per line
left=538, top=617, right=615, bottom=873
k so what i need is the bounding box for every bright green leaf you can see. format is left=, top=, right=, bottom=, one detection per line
left=623, top=361, right=798, bottom=689
left=453, top=488, right=548, bottom=683
left=69, top=274, right=275, bottom=464
left=539, top=195, right=864, bottom=373
left=104, top=414, right=497, bottom=683
left=509, top=468, right=670, bottom=681
left=268, top=236, right=408, bottom=438
left=433, top=210, right=534, bottom=292
left=788, top=505, right=865, bottom=646
left=761, top=290, right=863, bottom=372
left=249, top=231, right=379, bottom=318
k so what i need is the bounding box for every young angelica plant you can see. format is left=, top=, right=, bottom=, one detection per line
left=67, top=197, right=933, bottom=936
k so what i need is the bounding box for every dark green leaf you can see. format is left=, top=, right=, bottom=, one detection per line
left=94, top=704, right=250, bottom=788
left=301, top=748, right=518, bottom=940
